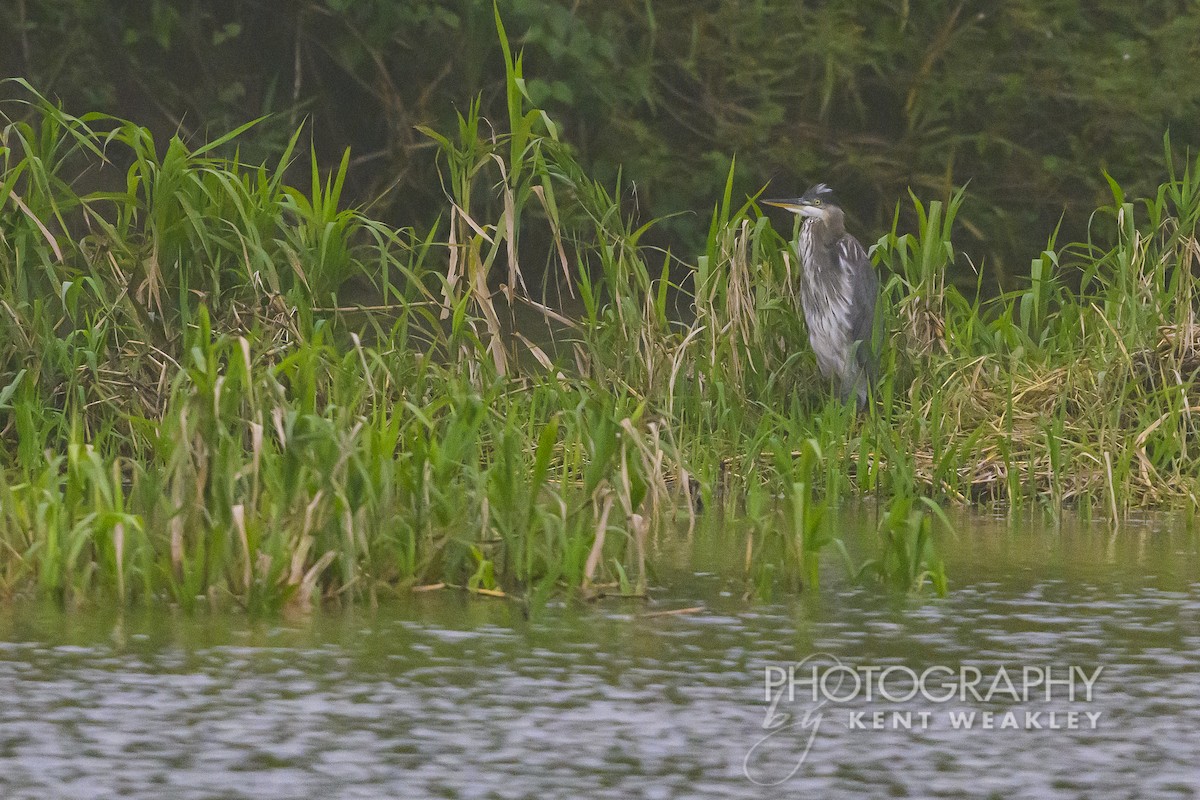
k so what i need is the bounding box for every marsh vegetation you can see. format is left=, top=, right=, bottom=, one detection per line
left=2, top=13, right=1200, bottom=609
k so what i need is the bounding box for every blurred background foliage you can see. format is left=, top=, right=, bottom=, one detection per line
left=4, top=0, right=1200, bottom=289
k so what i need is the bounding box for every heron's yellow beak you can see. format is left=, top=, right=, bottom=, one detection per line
left=762, top=199, right=803, bottom=211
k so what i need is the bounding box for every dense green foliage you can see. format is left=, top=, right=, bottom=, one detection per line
left=2, top=11, right=1200, bottom=610
left=5, top=1, right=1200, bottom=283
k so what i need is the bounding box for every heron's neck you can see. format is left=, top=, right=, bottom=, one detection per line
left=805, top=207, right=845, bottom=240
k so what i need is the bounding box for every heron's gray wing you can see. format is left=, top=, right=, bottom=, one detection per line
left=837, top=233, right=880, bottom=373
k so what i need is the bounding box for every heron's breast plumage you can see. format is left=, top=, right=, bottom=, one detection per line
left=797, top=223, right=857, bottom=379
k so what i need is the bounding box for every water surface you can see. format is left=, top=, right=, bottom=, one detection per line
left=2, top=511, right=1198, bottom=799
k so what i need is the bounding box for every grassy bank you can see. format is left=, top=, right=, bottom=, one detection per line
left=2, top=33, right=1198, bottom=608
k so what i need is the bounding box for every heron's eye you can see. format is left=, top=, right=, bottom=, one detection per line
left=812, top=198, right=822, bottom=206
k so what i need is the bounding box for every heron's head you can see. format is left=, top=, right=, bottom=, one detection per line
left=763, top=183, right=839, bottom=220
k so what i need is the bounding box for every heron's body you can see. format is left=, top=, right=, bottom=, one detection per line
left=766, top=184, right=879, bottom=406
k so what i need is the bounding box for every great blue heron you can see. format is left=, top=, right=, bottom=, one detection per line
left=764, top=184, right=879, bottom=406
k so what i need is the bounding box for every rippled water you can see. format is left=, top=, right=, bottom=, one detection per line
left=2, top=512, right=1198, bottom=799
